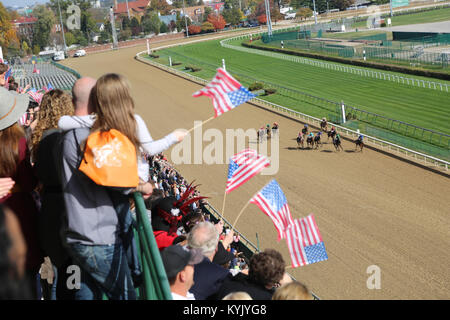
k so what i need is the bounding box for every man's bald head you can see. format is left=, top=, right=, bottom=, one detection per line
left=72, top=77, right=97, bottom=115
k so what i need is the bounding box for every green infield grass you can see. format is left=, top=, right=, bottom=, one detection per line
left=352, top=6, right=450, bottom=29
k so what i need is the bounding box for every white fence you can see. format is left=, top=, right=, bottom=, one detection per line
left=219, top=33, right=450, bottom=92
left=136, top=50, right=449, bottom=170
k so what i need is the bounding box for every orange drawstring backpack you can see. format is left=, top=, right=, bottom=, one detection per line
left=78, top=129, right=139, bottom=188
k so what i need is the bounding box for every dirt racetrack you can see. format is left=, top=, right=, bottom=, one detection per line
left=61, top=38, right=450, bottom=300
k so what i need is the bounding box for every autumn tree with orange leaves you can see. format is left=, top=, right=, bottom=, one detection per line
left=0, top=2, right=20, bottom=57
left=207, top=13, right=226, bottom=31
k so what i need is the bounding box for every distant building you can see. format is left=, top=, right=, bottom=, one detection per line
left=170, top=5, right=207, bottom=23
left=113, top=0, right=151, bottom=18
left=11, top=16, right=38, bottom=43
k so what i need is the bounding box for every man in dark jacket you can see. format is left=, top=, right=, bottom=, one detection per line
left=187, top=221, right=233, bottom=300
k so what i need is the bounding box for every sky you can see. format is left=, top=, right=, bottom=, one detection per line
left=2, top=0, right=49, bottom=8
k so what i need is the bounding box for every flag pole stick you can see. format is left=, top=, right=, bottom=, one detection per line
left=221, top=190, right=227, bottom=218
left=231, top=200, right=251, bottom=231
left=187, top=116, right=215, bottom=134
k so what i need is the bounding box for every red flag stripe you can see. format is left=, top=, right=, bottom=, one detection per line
left=308, top=214, right=322, bottom=243
left=287, top=223, right=306, bottom=267
left=216, top=68, right=241, bottom=89
left=293, top=222, right=307, bottom=266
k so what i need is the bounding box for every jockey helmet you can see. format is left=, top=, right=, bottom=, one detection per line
left=267, top=124, right=270, bottom=127
left=358, top=134, right=363, bottom=140
left=304, top=124, right=308, bottom=128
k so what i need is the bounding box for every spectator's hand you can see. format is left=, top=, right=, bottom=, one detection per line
left=136, top=181, right=153, bottom=197
left=0, top=177, right=15, bottom=199
left=172, top=129, right=188, bottom=142
left=222, top=228, right=234, bottom=250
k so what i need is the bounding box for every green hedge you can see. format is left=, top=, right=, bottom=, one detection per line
left=242, top=42, right=450, bottom=80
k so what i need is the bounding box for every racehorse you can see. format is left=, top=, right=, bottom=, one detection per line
left=333, top=135, right=343, bottom=151
left=257, top=128, right=265, bottom=143
left=272, top=123, right=279, bottom=136
left=313, top=132, right=322, bottom=149
left=355, top=138, right=364, bottom=152
left=320, top=118, right=328, bottom=133
left=301, top=126, right=308, bottom=136
left=296, top=133, right=304, bottom=149
left=327, top=129, right=336, bottom=142
left=306, top=134, right=314, bottom=149
left=266, top=126, right=272, bottom=140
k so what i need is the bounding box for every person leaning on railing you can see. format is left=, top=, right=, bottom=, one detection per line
left=59, top=74, right=155, bottom=300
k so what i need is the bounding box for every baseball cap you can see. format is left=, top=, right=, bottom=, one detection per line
left=161, top=245, right=204, bottom=279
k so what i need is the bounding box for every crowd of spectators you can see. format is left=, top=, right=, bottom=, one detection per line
left=0, top=62, right=313, bottom=300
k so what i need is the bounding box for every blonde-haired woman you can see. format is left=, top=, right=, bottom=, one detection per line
left=60, top=73, right=159, bottom=300
left=272, top=281, right=314, bottom=300
left=31, top=89, right=75, bottom=300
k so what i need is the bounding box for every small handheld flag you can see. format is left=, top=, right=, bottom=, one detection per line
left=28, top=88, right=43, bottom=104
left=193, top=68, right=256, bottom=118
left=285, top=214, right=328, bottom=268
left=226, top=150, right=269, bottom=194
left=250, top=179, right=294, bottom=241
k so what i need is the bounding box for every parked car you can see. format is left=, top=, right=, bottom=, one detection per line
left=73, top=49, right=86, bottom=57
left=53, top=51, right=65, bottom=61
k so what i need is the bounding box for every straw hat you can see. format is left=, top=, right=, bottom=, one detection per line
left=0, top=87, right=29, bottom=130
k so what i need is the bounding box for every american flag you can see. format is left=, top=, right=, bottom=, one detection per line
left=193, top=68, right=256, bottom=118
left=250, top=179, right=294, bottom=241
left=285, top=214, right=328, bottom=268
left=28, top=88, right=43, bottom=104
left=226, top=150, right=269, bottom=194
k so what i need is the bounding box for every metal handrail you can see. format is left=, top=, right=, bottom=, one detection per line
left=133, top=192, right=173, bottom=300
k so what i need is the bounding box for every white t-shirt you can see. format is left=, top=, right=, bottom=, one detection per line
left=58, top=114, right=178, bottom=182
left=171, top=291, right=195, bottom=300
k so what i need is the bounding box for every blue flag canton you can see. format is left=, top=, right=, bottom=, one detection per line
left=304, top=242, right=328, bottom=264
left=260, top=180, right=287, bottom=212
left=227, top=86, right=256, bottom=107
left=227, top=159, right=239, bottom=179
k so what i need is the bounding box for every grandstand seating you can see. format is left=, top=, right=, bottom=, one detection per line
left=12, top=62, right=77, bottom=91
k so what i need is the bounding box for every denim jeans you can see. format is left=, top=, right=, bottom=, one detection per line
left=67, top=242, right=136, bottom=300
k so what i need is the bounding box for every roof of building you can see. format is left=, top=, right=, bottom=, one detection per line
left=114, top=0, right=150, bottom=14
left=12, top=16, right=38, bottom=24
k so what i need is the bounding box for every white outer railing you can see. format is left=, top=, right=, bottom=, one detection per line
left=219, top=33, right=450, bottom=92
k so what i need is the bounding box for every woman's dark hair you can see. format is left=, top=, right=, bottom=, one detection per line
left=248, top=249, right=285, bottom=287
left=0, top=205, right=32, bottom=299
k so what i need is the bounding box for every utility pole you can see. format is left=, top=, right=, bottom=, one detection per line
left=110, top=7, right=118, bottom=49
left=57, top=0, right=67, bottom=54
left=183, top=0, right=189, bottom=38
left=390, top=0, right=393, bottom=17
left=264, top=0, right=273, bottom=36
left=126, top=0, right=130, bottom=20
left=312, top=0, right=318, bottom=24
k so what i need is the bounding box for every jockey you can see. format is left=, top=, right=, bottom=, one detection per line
left=330, top=126, right=336, bottom=133
left=273, top=122, right=278, bottom=129
left=308, top=132, right=314, bottom=138
left=298, top=131, right=303, bottom=138
left=358, top=134, right=363, bottom=141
